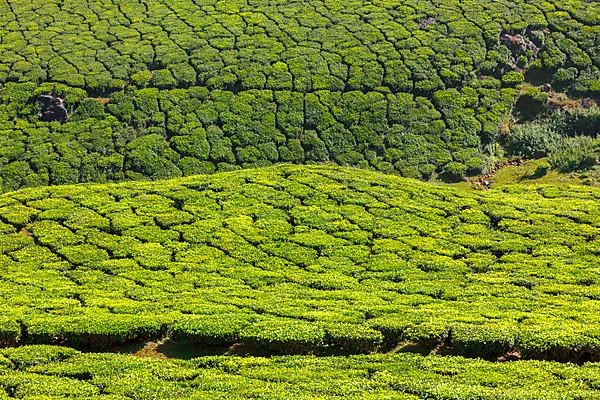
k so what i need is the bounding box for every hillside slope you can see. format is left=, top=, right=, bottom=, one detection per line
left=0, top=165, right=597, bottom=360
left=0, top=0, right=598, bottom=190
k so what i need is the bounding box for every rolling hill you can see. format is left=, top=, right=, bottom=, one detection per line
left=0, top=165, right=597, bottom=362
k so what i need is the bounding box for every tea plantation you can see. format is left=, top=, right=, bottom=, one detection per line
left=0, top=345, right=597, bottom=399
left=0, top=0, right=598, bottom=190
left=0, top=0, right=599, bottom=396
left=0, top=165, right=597, bottom=362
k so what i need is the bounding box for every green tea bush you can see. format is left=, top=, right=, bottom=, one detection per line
left=25, top=314, right=166, bottom=349
left=515, top=86, right=549, bottom=117
left=171, top=314, right=255, bottom=345
left=0, top=318, right=20, bottom=347
left=0, top=346, right=596, bottom=398
left=240, top=317, right=326, bottom=354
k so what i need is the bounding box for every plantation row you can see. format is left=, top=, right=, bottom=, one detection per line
left=0, top=165, right=597, bottom=359
left=0, top=345, right=598, bottom=399
left=0, top=81, right=515, bottom=190
left=0, top=0, right=597, bottom=189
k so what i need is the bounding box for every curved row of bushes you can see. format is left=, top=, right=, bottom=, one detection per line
left=0, top=81, right=510, bottom=190
left=0, top=345, right=598, bottom=399
left=0, top=0, right=597, bottom=94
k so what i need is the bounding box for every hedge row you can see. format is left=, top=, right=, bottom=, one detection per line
left=0, top=346, right=597, bottom=399
left=0, top=165, right=597, bottom=359
left=0, top=81, right=511, bottom=190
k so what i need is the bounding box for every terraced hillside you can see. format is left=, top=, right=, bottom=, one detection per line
left=0, top=0, right=598, bottom=190
left=0, top=346, right=597, bottom=399
left=0, top=165, right=597, bottom=361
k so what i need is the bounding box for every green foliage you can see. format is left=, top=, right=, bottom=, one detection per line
left=515, top=86, right=549, bottom=117
left=0, top=1, right=598, bottom=381
left=501, top=71, right=525, bottom=87
left=505, top=123, right=564, bottom=158
left=549, top=136, right=599, bottom=172
left=240, top=317, right=327, bottom=353
left=550, top=107, right=600, bottom=138
left=126, top=134, right=182, bottom=179
left=0, top=0, right=595, bottom=188
left=172, top=314, right=254, bottom=345
left=0, top=165, right=596, bottom=359
left=0, top=346, right=596, bottom=398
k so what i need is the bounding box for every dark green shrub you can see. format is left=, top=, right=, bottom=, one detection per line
left=179, top=158, right=215, bottom=176
left=515, top=86, right=548, bottom=117
left=73, top=99, right=108, bottom=120
left=504, top=123, right=563, bottom=158
left=171, top=128, right=210, bottom=159
left=130, top=70, right=153, bottom=87
left=552, top=67, right=578, bottom=90
left=126, top=134, right=182, bottom=179
left=549, top=136, right=599, bottom=172
left=151, top=69, right=177, bottom=89
left=501, top=71, right=525, bottom=87
left=440, top=161, right=467, bottom=182
left=550, top=107, right=600, bottom=138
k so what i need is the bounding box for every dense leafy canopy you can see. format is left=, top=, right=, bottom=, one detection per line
left=0, top=0, right=598, bottom=189
left=0, top=165, right=597, bottom=359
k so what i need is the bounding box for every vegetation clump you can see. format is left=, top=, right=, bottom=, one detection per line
left=504, top=107, right=600, bottom=174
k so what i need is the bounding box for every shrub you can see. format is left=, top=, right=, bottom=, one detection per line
left=550, top=107, right=600, bottom=138
left=171, top=313, right=255, bottom=345
left=126, top=134, right=182, bottom=179
left=324, top=323, right=383, bottom=353
left=240, top=317, right=326, bottom=353
left=515, top=86, right=548, bottom=117
left=501, top=71, right=525, bottom=87
left=25, top=314, right=166, bottom=349
left=504, top=123, right=563, bottom=158
left=451, top=322, right=518, bottom=357
left=549, top=136, right=599, bottom=172
left=171, top=128, right=210, bottom=159
left=130, top=70, right=153, bottom=87
left=0, top=318, right=20, bottom=346
left=552, top=67, right=578, bottom=90
left=439, top=161, right=467, bottom=182
left=151, top=69, right=177, bottom=89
